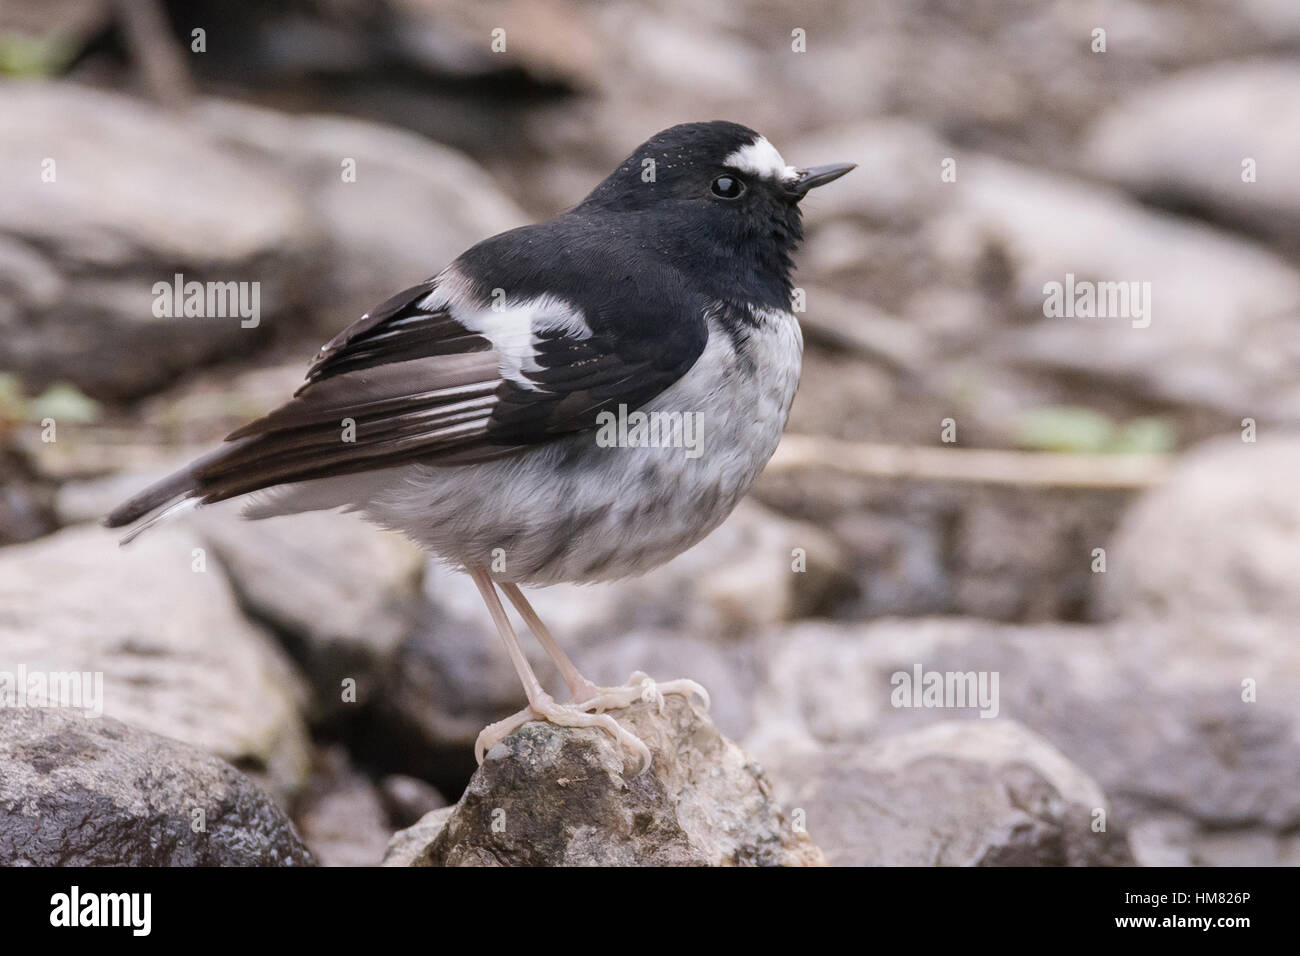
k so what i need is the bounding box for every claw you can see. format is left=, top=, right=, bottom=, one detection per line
left=475, top=674, right=710, bottom=775
left=474, top=692, right=653, bottom=772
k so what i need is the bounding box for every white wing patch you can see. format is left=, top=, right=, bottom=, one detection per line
left=723, top=135, right=799, bottom=183
left=412, top=265, right=592, bottom=390
left=455, top=294, right=591, bottom=390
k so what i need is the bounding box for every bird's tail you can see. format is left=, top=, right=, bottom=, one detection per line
left=102, top=437, right=259, bottom=542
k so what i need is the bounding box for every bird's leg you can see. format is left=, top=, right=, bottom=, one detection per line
left=498, top=582, right=711, bottom=717
left=467, top=566, right=651, bottom=770
left=497, top=581, right=602, bottom=701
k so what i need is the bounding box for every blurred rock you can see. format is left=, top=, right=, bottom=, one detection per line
left=0, top=523, right=311, bottom=801
left=379, top=774, right=447, bottom=829
left=941, top=155, right=1300, bottom=421
left=755, top=463, right=1130, bottom=623
left=1100, top=433, right=1300, bottom=621
left=1085, top=59, right=1300, bottom=243
left=192, top=509, right=426, bottom=725
left=0, top=81, right=314, bottom=400
left=745, top=614, right=1300, bottom=863
left=767, top=721, right=1133, bottom=866
left=293, top=746, right=392, bottom=867
left=0, top=81, right=527, bottom=400
left=195, top=99, right=528, bottom=323
left=382, top=807, right=454, bottom=867
left=387, top=696, right=823, bottom=867
left=0, top=708, right=315, bottom=866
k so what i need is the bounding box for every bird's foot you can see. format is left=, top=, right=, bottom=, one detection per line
left=571, top=670, right=711, bottom=717
left=474, top=691, right=653, bottom=772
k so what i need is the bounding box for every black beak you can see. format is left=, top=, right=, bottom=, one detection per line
left=786, top=162, right=856, bottom=198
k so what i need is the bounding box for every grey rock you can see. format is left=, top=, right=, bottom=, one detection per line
left=293, top=746, right=393, bottom=867
left=192, top=509, right=427, bottom=725
left=193, top=99, right=528, bottom=324
left=767, top=721, right=1133, bottom=866
left=1100, top=433, right=1300, bottom=621
left=0, top=523, right=312, bottom=801
left=0, top=81, right=314, bottom=400
left=382, top=807, right=455, bottom=867
left=388, top=696, right=824, bottom=867
left=0, top=82, right=528, bottom=400
left=0, top=708, right=315, bottom=866
left=379, top=774, right=447, bottom=829
left=746, top=614, right=1300, bottom=861
left=940, top=154, right=1300, bottom=420
left=1085, top=59, right=1300, bottom=241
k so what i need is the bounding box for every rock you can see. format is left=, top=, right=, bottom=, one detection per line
left=191, top=508, right=427, bottom=726
left=745, top=614, right=1300, bottom=862
left=379, top=774, right=447, bottom=829
left=0, top=708, right=315, bottom=866
left=194, top=99, right=528, bottom=324
left=0, top=523, right=312, bottom=801
left=0, top=82, right=528, bottom=400
left=767, top=721, right=1133, bottom=866
left=0, top=81, right=314, bottom=400
left=940, top=154, right=1300, bottom=421
left=1100, top=433, right=1300, bottom=621
left=382, top=807, right=455, bottom=867
left=387, top=696, right=823, bottom=866
left=293, top=746, right=393, bottom=867
left=1085, top=60, right=1300, bottom=242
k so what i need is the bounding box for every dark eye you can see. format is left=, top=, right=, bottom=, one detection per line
left=710, top=175, right=746, bottom=200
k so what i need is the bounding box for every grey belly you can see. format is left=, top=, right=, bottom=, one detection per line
left=360, top=312, right=802, bottom=585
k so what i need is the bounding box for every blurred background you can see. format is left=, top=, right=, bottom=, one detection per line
left=1, top=0, right=1298, bottom=866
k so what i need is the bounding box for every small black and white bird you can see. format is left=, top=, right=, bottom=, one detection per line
left=107, top=121, right=853, bottom=770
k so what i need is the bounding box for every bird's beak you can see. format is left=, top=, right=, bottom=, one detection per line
left=785, top=162, right=857, bottom=198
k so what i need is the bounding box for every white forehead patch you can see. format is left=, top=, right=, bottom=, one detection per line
left=723, top=136, right=798, bottom=183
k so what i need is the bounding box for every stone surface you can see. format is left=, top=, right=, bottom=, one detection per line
left=293, top=746, right=393, bottom=867
left=942, top=154, right=1300, bottom=421
left=382, top=807, right=455, bottom=867
left=0, top=81, right=313, bottom=400
left=194, top=99, right=528, bottom=325
left=767, top=721, right=1133, bottom=866
left=0, top=523, right=312, bottom=800
left=192, top=509, right=427, bottom=725
left=0, top=708, right=315, bottom=866
left=1099, top=433, right=1300, bottom=621
left=387, top=696, right=824, bottom=866
left=0, top=82, right=527, bottom=400
left=379, top=774, right=447, bottom=829
left=745, top=614, right=1300, bottom=861
left=1085, top=59, right=1300, bottom=241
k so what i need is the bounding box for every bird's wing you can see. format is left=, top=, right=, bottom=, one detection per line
left=109, top=267, right=708, bottom=520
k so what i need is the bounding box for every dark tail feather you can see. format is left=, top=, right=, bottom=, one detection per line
left=104, top=465, right=200, bottom=528
left=103, top=437, right=259, bottom=530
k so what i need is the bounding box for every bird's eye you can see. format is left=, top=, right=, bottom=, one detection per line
left=710, top=175, right=746, bottom=200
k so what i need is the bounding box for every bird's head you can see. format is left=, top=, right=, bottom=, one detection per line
left=577, top=121, right=855, bottom=305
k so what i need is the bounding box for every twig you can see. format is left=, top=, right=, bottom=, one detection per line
left=767, top=434, right=1170, bottom=489
left=114, top=0, right=194, bottom=109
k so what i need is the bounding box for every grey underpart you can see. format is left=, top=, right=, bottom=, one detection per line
left=246, top=305, right=803, bottom=585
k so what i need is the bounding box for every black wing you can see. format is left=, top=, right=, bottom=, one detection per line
left=106, top=265, right=708, bottom=525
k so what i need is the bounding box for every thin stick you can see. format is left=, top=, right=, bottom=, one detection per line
left=767, top=434, right=1169, bottom=489
left=114, top=0, right=194, bottom=109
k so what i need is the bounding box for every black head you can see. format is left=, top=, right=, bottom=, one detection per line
left=576, top=121, right=854, bottom=309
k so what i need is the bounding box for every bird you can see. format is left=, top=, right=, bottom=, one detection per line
left=106, top=121, right=854, bottom=771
